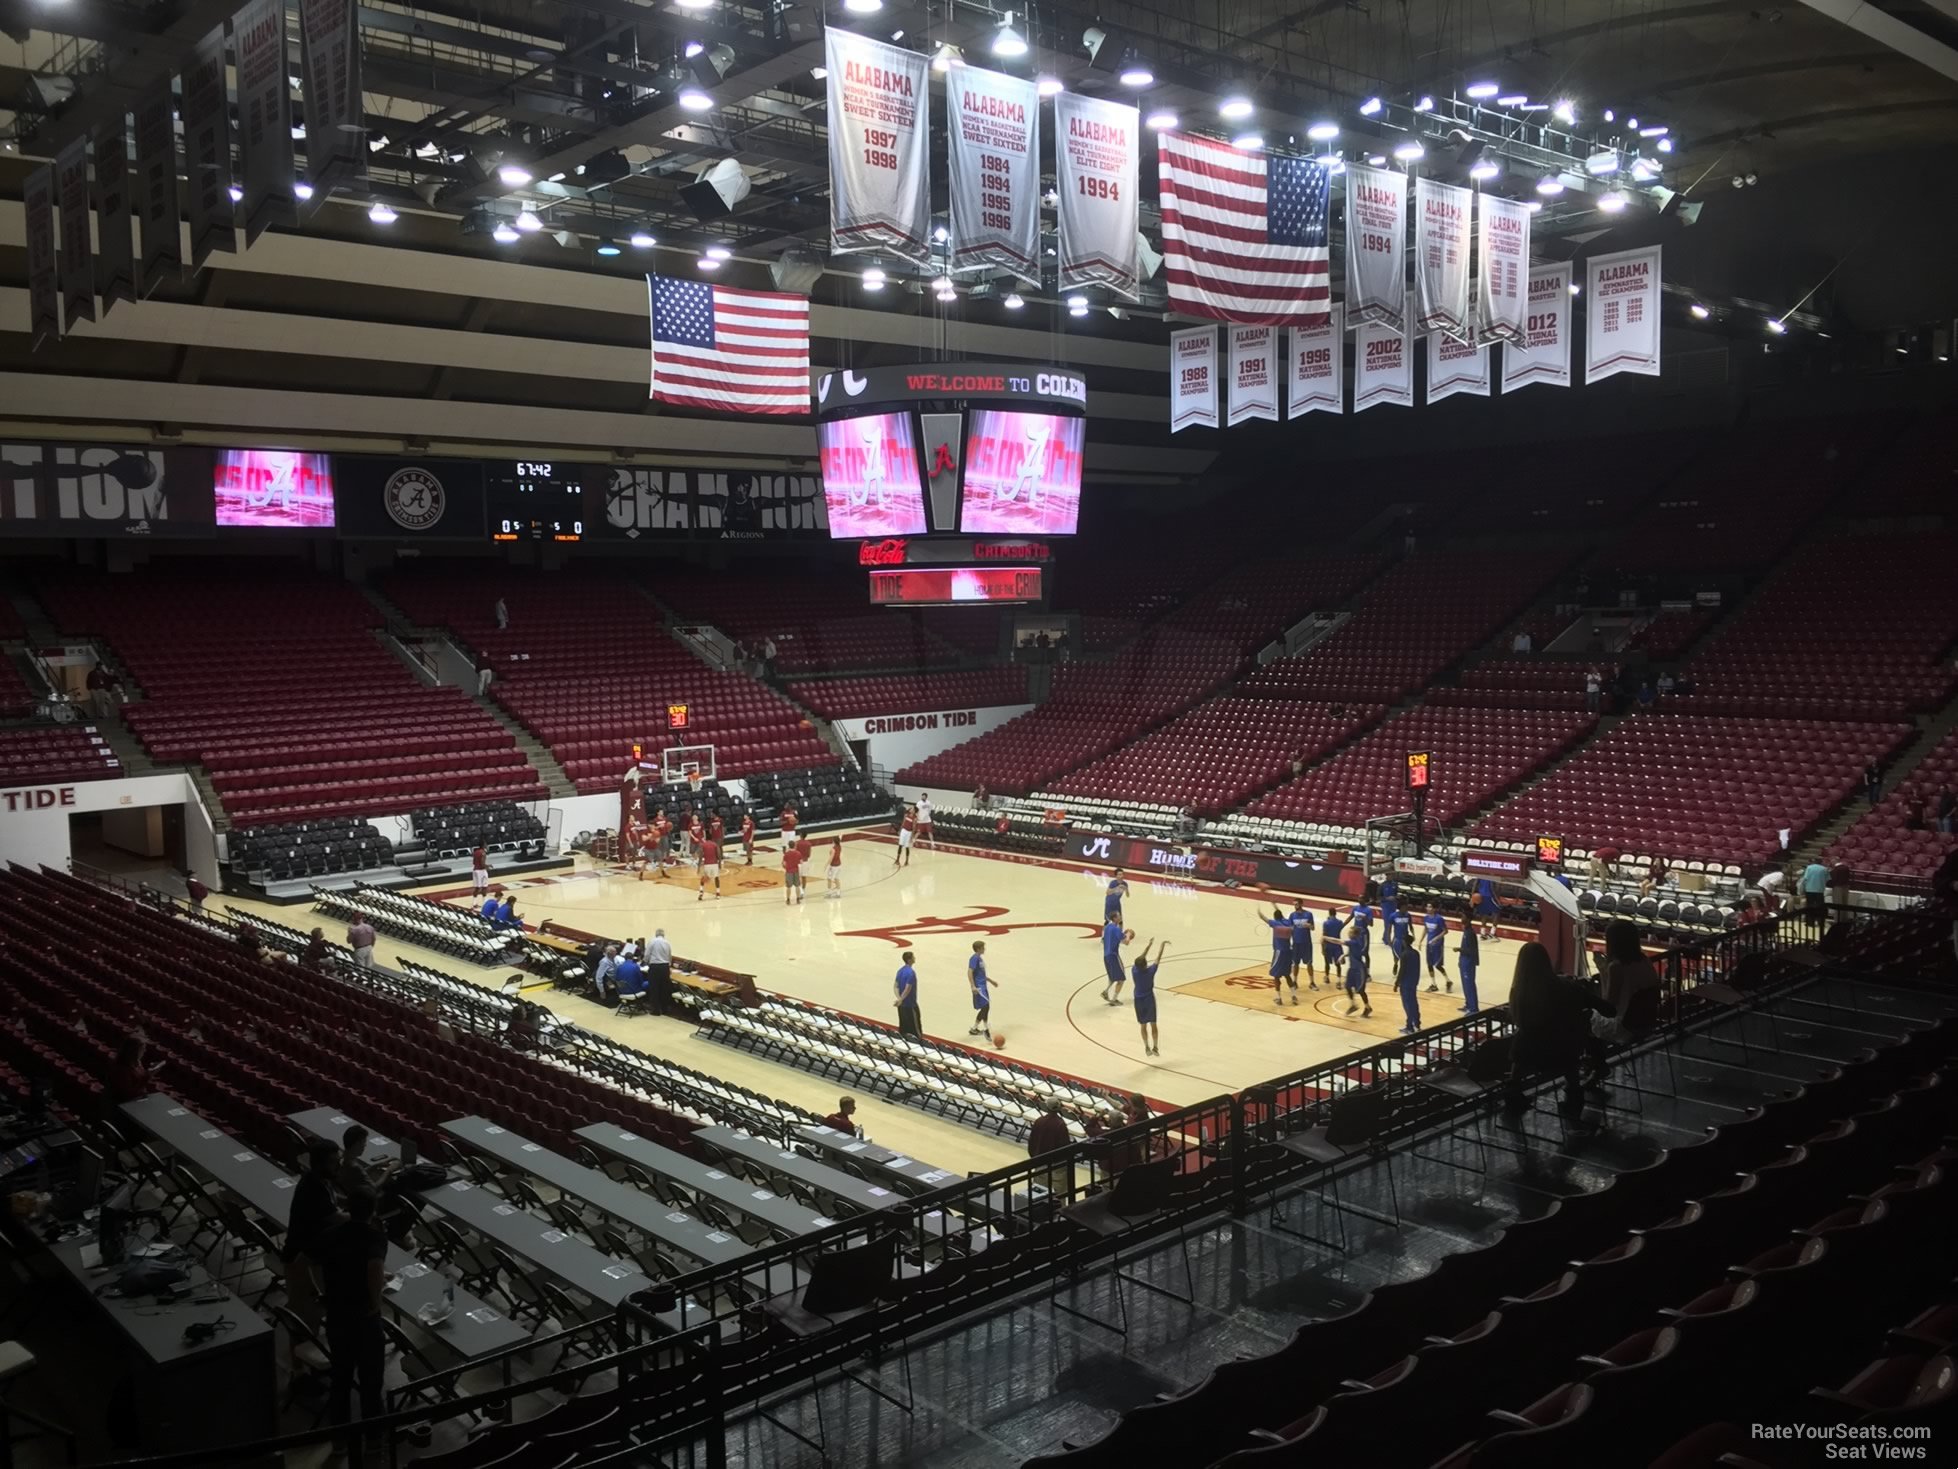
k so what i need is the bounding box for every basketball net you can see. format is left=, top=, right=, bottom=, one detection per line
left=685, top=769, right=703, bottom=792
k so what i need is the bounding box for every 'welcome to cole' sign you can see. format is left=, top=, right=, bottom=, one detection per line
left=2, top=787, right=77, bottom=813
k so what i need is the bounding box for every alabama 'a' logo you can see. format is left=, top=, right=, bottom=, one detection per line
left=839, top=905, right=1101, bottom=947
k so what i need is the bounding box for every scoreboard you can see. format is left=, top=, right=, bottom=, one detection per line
left=868, top=567, right=1043, bottom=605
left=487, top=460, right=592, bottom=542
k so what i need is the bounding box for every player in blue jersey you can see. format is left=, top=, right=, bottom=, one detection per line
left=1349, top=900, right=1375, bottom=953
left=1422, top=907, right=1451, bottom=992
left=1473, top=877, right=1499, bottom=940
left=1131, top=939, right=1166, bottom=1056
left=967, top=940, right=1001, bottom=1044
left=1387, top=905, right=1414, bottom=969
left=1103, top=870, right=1129, bottom=921
left=1320, top=908, right=1346, bottom=976
left=1344, top=923, right=1371, bottom=1017
left=1099, top=916, right=1130, bottom=1004
left=1288, top=903, right=1317, bottom=990
left=1262, top=907, right=1297, bottom=1005
left=1378, top=876, right=1400, bottom=933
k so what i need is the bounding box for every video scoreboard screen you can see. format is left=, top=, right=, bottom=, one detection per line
left=487, top=460, right=593, bottom=542
left=867, top=567, right=1043, bottom=605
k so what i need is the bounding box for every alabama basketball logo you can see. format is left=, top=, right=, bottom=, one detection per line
left=383, top=467, right=446, bottom=531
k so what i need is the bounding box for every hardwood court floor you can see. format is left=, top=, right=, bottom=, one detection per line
left=214, top=831, right=1531, bottom=1175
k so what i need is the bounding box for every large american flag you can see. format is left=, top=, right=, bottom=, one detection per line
left=1158, top=132, right=1332, bottom=327
left=647, top=274, right=810, bottom=417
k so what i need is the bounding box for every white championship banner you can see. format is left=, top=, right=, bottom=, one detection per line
left=55, top=137, right=95, bottom=332
left=1353, top=298, right=1415, bottom=411
left=1586, top=244, right=1663, bottom=382
left=945, top=67, right=1039, bottom=284
left=92, top=120, right=136, bottom=312
left=825, top=30, right=931, bottom=263
left=1427, top=332, right=1490, bottom=403
left=1054, top=92, right=1140, bottom=299
left=1344, top=164, right=1407, bottom=331
left=181, top=24, right=236, bottom=269
left=1414, top=176, right=1472, bottom=338
left=23, top=166, right=59, bottom=350
left=1476, top=192, right=1531, bottom=344
left=1286, top=303, right=1343, bottom=417
left=234, top=0, right=295, bottom=245
left=133, top=81, right=181, bottom=293
left=299, top=0, right=364, bottom=189
left=1227, top=325, right=1278, bottom=425
left=1169, top=324, right=1219, bottom=432
left=1503, top=263, right=1573, bottom=391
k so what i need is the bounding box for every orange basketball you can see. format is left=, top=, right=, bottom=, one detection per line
left=991, top=1033, right=1007, bottom=1050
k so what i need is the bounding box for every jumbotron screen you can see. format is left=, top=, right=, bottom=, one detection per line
left=817, top=411, right=929, bottom=539
left=213, top=450, right=336, bottom=528
left=958, top=410, right=1085, bottom=535
left=868, top=567, right=1043, bottom=605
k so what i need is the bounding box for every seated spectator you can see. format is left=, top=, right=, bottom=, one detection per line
left=420, top=998, right=455, bottom=1043
left=504, top=1002, right=539, bottom=1050
left=590, top=943, right=621, bottom=999
left=1656, top=670, right=1675, bottom=698
left=1635, top=680, right=1655, bottom=710
left=338, top=1125, right=390, bottom=1194
left=493, top=896, right=518, bottom=929
left=108, top=1036, right=158, bottom=1101
left=1586, top=920, right=1661, bottom=1082
left=821, top=1096, right=859, bottom=1135
left=237, top=925, right=264, bottom=960
left=302, top=926, right=329, bottom=973
left=480, top=893, right=501, bottom=921
left=1907, top=792, right=1930, bottom=832
left=1640, top=856, right=1671, bottom=896
left=972, top=783, right=990, bottom=809
left=1504, top=940, right=1602, bottom=1116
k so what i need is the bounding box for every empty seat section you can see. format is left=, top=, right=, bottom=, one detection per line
left=1825, top=725, right=1958, bottom=881
left=0, top=725, right=123, bottom=784
left=789, top=667, right=1029, bottom=721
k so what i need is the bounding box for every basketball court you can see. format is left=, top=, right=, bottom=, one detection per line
left=215, top=830, right=1531, bottom=1173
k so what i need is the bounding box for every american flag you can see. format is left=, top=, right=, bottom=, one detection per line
left=647, top=274, right=810, bottom=417
left=1158, top=132, right=1331, bottom=327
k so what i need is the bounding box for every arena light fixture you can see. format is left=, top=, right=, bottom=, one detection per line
left=368, top=200, right=398, bottom=224
left=1627, top=117, right=1640, bottom=130
left=492, top=221, right=520, bottom=244
left=704, top=245, right=732, bottom=261
left=678, top=84, right=714, bottom=111
left=1569, top=282, right=1581, bottom=296
left=1597, top=191, right=1627, bottom=212
left=843, top=0, right=881, bottom=12
left=1118, top=56, right=1154, bottom=87
left=293, top=181, right=315, bottom=201
left=1414, top=95, right=1434, bottom=112
left=1037, top=76, right=1064, bottom=97
left=1392, top=140, right=1424, bottom=160
left=1145, top=108, right=1179, bottom=130
left=1639, top=124, right=1668, bottom=137
left=515, top=209, right=542, bottom=232
left=227, top=183, right=243, bottom=203
left=1689, top=302, right=1710, bottom=319
left=1586, top=152, right=1619, bottom=175
left=1766, top=317, right=1787, bottom=334
left=1525, top=199, right=1542, bottom=212
left=1003, top=292, right=1025, bottom=309
left=697, top=255, right=721, bottom=271
left=596, top=239, right=622, bottom=256
left=1232, top=131, right=1264, bottom=151
left=1496, top=93, right=1527, bottom=107
left=1067, top=293, right=1087, bottom=308
left=497, top=162, right=532, bottom=187
left=1464, top=82, right=1499, bottom=99
left=1307, top=121, right=1340, bottom=140
left=1553, top=99, right=1576, bottom=125
left=1603, top=108, right=1615, bottom=122
left=677, top=0, right=712, bottom=9
left=932, top=275, right=953, bottom=291
left=932, top=43, right=963, bottom=72
left=811, top=65, right=827, bottom=79
left=1535, top=175, right=1566, bottom=195
left=862, top=265, right=887, bottom=286
left=684, top=40, right=705, bottom=57
left=1218, top=94, right=1254, bottom=120
left=415, top=140, right=440, bottom=159
left=933, top=224, right=949, bottom=242
left=290, top=123, right=307, bottom=140
left=1366, top=153, right=1386, bottom=166
left=1359, top=96, right=1382, bottom=116
left=992, top=14, right=1028, bottom=57
left=1068, top=302, right=1089, bottom=317
left=1657, top=138, right=1673, bottom=153
left=1629, top=158, right=1659, bottom=181
left=1469, top=160, right=1499, bottom=180
left=630, top=230, right=656, bottom=248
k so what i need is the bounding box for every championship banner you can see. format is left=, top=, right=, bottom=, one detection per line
left=23, top=167, right=60, bottom=351
left=234, top=0, right=295, bottom=246
left=1503, top=263, right=1572, bottom=391
left=944, top=66, right=1039, bottom=284
left=133, top=81, right=182, bottom=294
left=1414, top=176, right=1472, bottom=338
left=1476, top=192, right=1531, bottom=344
left=1426, top=332, right=1491, bottom=403
left=1053, top=92, right=1140, bottom=299
left=1344, top=164, right=1407, bottom=331
left=299, top=0, right=365, bottom=190
left=1285, top=303, right=1343, bottom=417
left=1227, top=325, right=1278, bottom=425
left=93, top=120, right=137, bottom=312
left=1353, top=299, right=1415, bottom=411
left=1586, top=244, right=1663, bottom=382
left=1169, top=324, right=1219, bottom=432
left=181, top=24, right=236, bottom=269
left=825, top=30, right=931, bottom=263
left=55, top=138, right=96, bottom=332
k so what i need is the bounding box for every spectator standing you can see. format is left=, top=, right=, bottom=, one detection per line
left=1457, top=916, right=1481, bottom=1014
left=1588, top=845, right=1622, bottom=883
left=822, top=1097, right=859, bottom=1135
left=109, top=1037, right=157, bottom=1102
left=86, top=662, right=117, bottom=720
left=471, top=845, right=489, bottom=896
left=420, top=998, right=456, bottom=1043
left=1503, top=941, right=1601, bottom=1116
left=1864, top=757, right=1884, bottom=807
left=494, top=596, right=509, bottom=630
left=973, top=783, right=990, bottom=809
left=283, top=1139, right=340, bottom=1329
left=184, top=870, right=208, bottom=911
left=894, top=952, right=923, bottom=1038
left=644, top=929, right=673, bottom=1014
left=345, top=915, right=376, bottom=969
left=1800, top=858, right=1831, bottom=927
left=1938, top=786, right=1955, bottom=836
left=1395, top=934, right=1422, bottom=1036
left=1584, top=667, right=1602, bottom=713
left=1028, top=1100, right=1070, bottom=1156
left=916, top=793, right=935, bottom=849
left=313, top=1188, right=389, bottom=1455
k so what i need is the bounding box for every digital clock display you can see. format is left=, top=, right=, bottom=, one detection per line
left=487, top=460, right=593, bottom=542
left=867, top=567, right=1043, bottom=605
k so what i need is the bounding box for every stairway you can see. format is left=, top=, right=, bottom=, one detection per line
left=476, top=698, right=578, bottom=800
left=1786, top=690, right=1958, bottom=872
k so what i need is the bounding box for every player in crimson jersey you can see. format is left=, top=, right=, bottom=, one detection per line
left=826, top=835, right=843, bottom=897
left=740, top=812, right=756, bottom=865
left=685, top=811, right=704, bottom=859
left=709, top=813, right=724, bottom=848
left=895, top=806, right=917, bottom=868
left=645, top=811, right=674, bottom=880
left=697, top=836, right=722, bottom=901
left=780, top=805, right=799, bottom=847
left=781, top=839, right=805, bottom=905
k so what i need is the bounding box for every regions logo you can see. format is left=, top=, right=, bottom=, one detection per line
left=383, top=467, right=446, bottom=531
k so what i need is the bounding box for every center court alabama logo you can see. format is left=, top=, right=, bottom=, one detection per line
left=383, top=466, right=447, bottom=531
left=838, top=904, right=1102, bottom=947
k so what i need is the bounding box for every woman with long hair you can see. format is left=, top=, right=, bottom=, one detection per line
left=1504, top=940, right=1597, bottom=1116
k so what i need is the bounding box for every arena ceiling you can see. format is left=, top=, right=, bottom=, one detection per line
left=0, top=0, right=1951, bottom=463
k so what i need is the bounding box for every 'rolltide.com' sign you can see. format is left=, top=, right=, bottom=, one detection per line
left=1066, top=831, right=1368, bottom=900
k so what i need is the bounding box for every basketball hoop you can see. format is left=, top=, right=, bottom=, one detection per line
left=685, top=769, right=703, bottom=792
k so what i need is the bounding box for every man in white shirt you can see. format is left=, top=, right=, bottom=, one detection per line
left=644, top=928, right=674, bottom=1015
left=915, top=794, right=934, bottom=850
